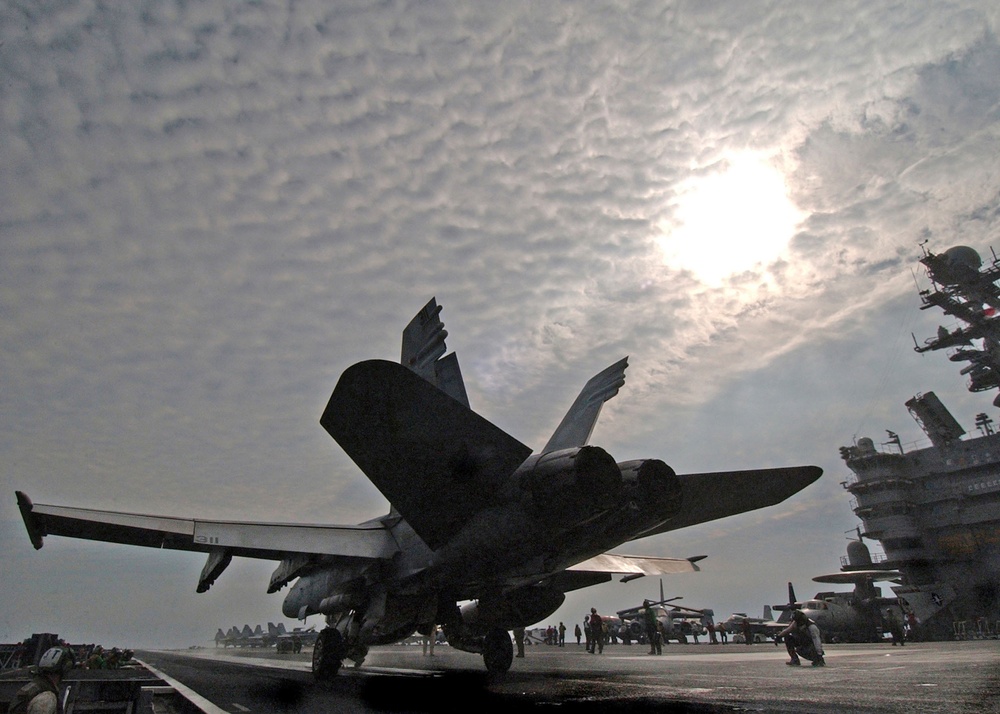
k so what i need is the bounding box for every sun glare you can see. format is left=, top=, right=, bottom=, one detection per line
left=657, top=153, right=804, bottom=286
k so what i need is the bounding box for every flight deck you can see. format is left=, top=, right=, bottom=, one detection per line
left=135, top=640, right=1000, bottom=713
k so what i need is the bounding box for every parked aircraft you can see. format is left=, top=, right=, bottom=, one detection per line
left=248, top=624, right=266, bottom=645
left=213, top=625, right=259, bottom=648
left=616, top=580, right=715, bottom=644
left=16, top=298, right=821, bottom=678
left=216, top=626, right=244, bottom=648
left=720, top=608, right=784, bottom=642
left=214, top=623, right=317, bottom=649
left=267, top=622, right=318, bottom=647
left=774, top=573, right=902, bottom=642
left=618, top=597, right=710, bottom=644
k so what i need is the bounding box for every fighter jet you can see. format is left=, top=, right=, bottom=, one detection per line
left=266, top=622, right=318, bottom=647
left=16, top=298, right=821, bottom=678
left=214, top=625, right=252, bottom=648
left=238, top=624, right=267, bottom=648
left=213, top=628, right=231, bottom=648
left=720, top=609, right=785, bottom=642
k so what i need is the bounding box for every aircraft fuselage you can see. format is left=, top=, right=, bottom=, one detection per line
left=795, top=597, right=881, bottom=642
left=281, top=447, right=684, bottom=641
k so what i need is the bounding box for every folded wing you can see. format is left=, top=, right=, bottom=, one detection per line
left=400, top=297, right=469, bottom=408
left=543, top=357, right=628, bottom=452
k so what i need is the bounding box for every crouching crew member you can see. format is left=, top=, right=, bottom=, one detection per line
left=779, top=610, right=825, bottom=667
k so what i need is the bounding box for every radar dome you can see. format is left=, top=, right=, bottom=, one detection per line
left=846, top=539, right=873, bottom=567
left=944, top=246, right=982, bottom=271
left=857, top=437, right=876, bottom=455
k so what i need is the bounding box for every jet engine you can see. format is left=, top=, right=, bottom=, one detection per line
left=557, top=458, right=683, bottom=546
left=618, top=459, right=683, bottom=518
left=508, top=445, right=624, bottom=528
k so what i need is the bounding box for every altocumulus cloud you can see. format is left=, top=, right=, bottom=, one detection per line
left=2, top=1, right=1000, bottom=648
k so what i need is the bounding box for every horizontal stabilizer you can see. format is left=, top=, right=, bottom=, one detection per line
left=568, top=553, right=700, bottom=576
left=543, top=358, right=628, bottom=453
left=321, top=360, right=533, bottom=550
left=641, top=465, right=822, bottom=537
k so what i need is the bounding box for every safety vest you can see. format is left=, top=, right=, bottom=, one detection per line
left=9, top=676, right=61, bottom=714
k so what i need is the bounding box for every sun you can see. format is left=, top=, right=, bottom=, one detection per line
left=657, top=153, right=804, bottom=286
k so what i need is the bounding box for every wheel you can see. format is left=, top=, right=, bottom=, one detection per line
left=482, top=628, right=513, bottom=674
left=312, top=628, right=345, bottom=680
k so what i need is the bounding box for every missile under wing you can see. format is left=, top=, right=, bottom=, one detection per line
left=16, top=297, right=821, bottom=678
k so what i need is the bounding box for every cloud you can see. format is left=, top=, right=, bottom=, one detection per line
left=3, top=0, right=1000, bottom=649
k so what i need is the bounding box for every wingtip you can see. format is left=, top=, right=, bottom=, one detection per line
left=16, top=490, right=45, bottom=550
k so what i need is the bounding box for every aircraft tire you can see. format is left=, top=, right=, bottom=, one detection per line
left=312, top=628, right=345, bottom=680
left=482, top=627, right=513, bottom=674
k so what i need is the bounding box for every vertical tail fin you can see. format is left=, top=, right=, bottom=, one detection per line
left=401, top=298, right=470, bottom=408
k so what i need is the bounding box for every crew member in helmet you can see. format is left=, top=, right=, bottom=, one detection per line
left=779, top=610, right=825, bottom=667
left=10, top=646, right=74, bottom=714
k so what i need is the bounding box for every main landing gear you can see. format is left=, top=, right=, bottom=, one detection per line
left=312, top=624, right=515, bottom=678
left=312, top=628, right=346, bottom=680
left=482, top=627, right=513, bottom=674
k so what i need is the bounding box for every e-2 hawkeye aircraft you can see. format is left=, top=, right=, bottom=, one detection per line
left=16, top=298, right=821, bottom=678
left=772, top=535, right=903, bottom=643
left=774, top=573, right=903, bottom=643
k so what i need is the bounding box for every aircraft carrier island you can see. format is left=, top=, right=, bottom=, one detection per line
left=840, top=245, right=1000, bottom=639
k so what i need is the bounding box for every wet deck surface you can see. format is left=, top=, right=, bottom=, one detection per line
left=137, top=639, right=1000, bottom=713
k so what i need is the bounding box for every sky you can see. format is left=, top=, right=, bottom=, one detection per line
left=3, top=1, right=1000, bottom=651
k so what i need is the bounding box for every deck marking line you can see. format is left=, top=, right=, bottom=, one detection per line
left=134, top=657, right=231, bottom=714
